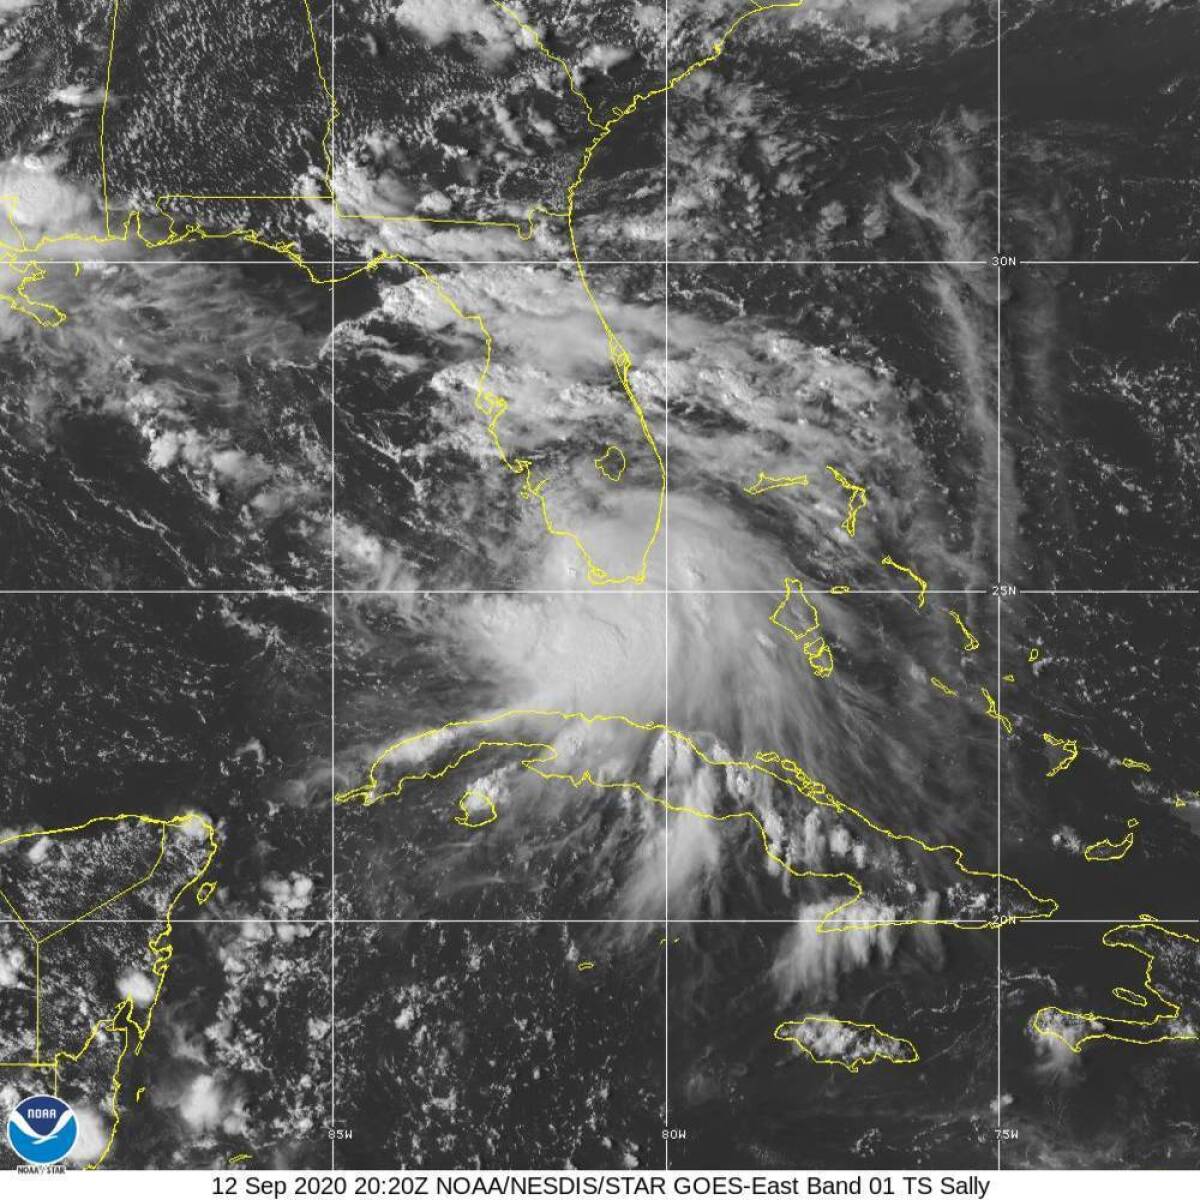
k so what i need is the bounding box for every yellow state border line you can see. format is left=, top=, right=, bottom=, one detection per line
left=1, top=814, right=171, bottom=940
left=335, top=707, right=1059, bottom=933
left=1032, top=920, right=1200, bottom=1053
left=4, top=0, right=809, bottom=589
left=0, top=812, right=218, bottom=1168
left=39, top=825, right=170, bottom=945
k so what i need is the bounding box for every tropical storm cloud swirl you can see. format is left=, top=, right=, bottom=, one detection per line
left=0, top=0, right=1198, bottom=1173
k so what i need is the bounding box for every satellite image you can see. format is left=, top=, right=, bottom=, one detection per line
left=0, top=0, right=1199, bottom=1176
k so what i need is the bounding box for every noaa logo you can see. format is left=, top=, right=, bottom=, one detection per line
left=7, top=1094, right=77, bottom=1165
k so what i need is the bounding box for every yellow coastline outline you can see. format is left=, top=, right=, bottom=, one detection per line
left=1042, top=732, right=1079, bottom=778
left=1032, top=921, right=1200, bottom=1053
left=768, top=578, right=834, bottom=678
left=18, top=0, right=1199, bottom=1109
left=1111, top=987, right=1148, bottom=1008
left=879, top=555, right=928, bottom=608
left=593, top=445, right=627, bottom=484
left=825, top=466, right=868, bottom=537
left=772, top=1016, right=919, bottom=1073
left=980, top=687, right=1013, bottom=735
left=947, top=609, right=980, bottom=652
left=1083, top=818, right=1139, bottom=863
left=452, top=789, right=499, bottom=829
left=743, top=471, right=810, bottom=496
left=335, top=707, right=1059, bottom=934
left=0, top=813, right=218, bottom=1169
left=4, top=0, right=811, bottom=588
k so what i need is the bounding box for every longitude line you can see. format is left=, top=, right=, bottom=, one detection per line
left=662, top=0, right=672, bottom=1171
left=328, top=0, right=338, bottom=1170
left=995, top=0, right=1004, bottom=1172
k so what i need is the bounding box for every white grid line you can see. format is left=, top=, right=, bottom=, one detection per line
left=4, top=917, right=1193, bottom=925
left=1020, top=589, right=1200, bottom=595
left=4, top=585, right=1195, bottom=595
left=1024, top=260, right=1197, bottom=266
left=328, top=0, right=339, bottom=1170
left=995, top=0, right=1004, bottom=1168
left=35, top=257, right=1198, bottom=267
left=8, top=588, right=1200, bottom=597
left=47, top=258, right=993, bottom=267
left=0, top=588, right=995, bottom=597
left=662, top=0, right=672, bottom=1169
left=995, top=583, right=1003, bottom=1174
left=7, top=917, right=1190, bottom=925
left=9, top=6, right=1194, bottom=1175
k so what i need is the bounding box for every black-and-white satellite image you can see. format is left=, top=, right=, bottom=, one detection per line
left=0, top=0, right=1199, bottom=1177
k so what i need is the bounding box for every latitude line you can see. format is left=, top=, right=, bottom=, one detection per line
left=41, top=257, right=992, bottom=267
left=1022, top=260, right=1197, bottom=266
left=7, top=9, right=1190, bottom=1176
left=3, top=917, right=1195, bottom=925
left=12, top=587, right=1200, bottom=599
left=1019, top=590, right=1200, bottom=596
left=35, top=257, right=1199, bottom=267
left=18, top=27, right=1199, bottom=1181
left=0, top=588, right=996, bottom=596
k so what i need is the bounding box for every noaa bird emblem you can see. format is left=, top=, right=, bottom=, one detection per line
left=7, top=1094, right=78, bottom=1165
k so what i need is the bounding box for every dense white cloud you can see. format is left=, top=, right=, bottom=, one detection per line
left=392, top=0, right=520, bottom=66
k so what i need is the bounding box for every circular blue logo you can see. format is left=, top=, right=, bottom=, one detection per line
left=7, top=1094, right=78, bottom=1165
